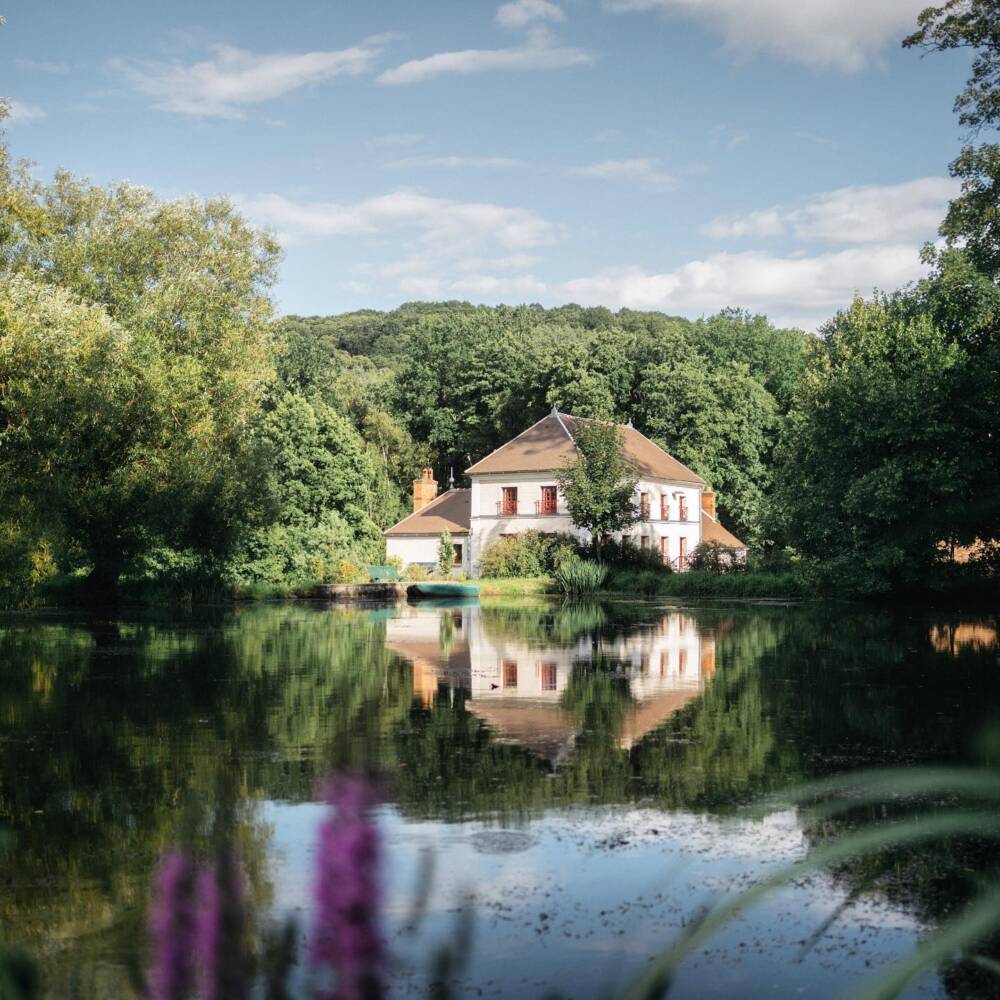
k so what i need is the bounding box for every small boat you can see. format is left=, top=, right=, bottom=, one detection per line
left=410, top=581, right=480, bottom=600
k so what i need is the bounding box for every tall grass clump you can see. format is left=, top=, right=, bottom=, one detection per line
left=555, top=557, right=608, bottom=595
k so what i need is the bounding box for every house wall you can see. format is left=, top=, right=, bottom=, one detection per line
left=468, top=472, right=703, bottom=575
left=386, top=534, right=471, bottom=574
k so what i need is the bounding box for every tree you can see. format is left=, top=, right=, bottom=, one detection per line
left=771, top=297, right=969, bottom=593
left=437, top=529, right=454, bottom=578
left=904, top=0, right=1000, bottom=276
left=231, top=394, right=384, bottom=586
left=634, top=359, right=776, bottom=542
left=556, top=421, right=638, bottom=553
left=0, top=145, right=280, bottom=591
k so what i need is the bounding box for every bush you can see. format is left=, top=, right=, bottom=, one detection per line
left=479, top=531, right=583, bottom=578
left=333, top=559, right=364, bottom=584
left=687, top=540, right=746, bottom=574
left=598, top=537, right=670, bottom=572
left=406, top=563, right=430, bottom=581
left=554, top=557, right=609, bottom=595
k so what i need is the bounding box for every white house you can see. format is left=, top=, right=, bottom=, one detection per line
left=385, top=408, right=746, bottom=576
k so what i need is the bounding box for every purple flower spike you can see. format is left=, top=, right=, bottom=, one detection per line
left=311, top=775, right=384, bottom=1000
left=196, top=852, right=248, bottom=1000
left=147, top=851, right=196, bottom=1000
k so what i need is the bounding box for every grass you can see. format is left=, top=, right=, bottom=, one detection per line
left=475, top=570, right=808, bottom=602
left=605, top=568, right=808, bottom=600
left=477, top=577, right=556, bottom=597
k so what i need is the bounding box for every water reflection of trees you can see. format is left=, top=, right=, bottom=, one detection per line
left=0, top=603, right=998, bottom=996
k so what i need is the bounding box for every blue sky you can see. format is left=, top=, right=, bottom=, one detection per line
left=0, top=0, right=973, bottom=328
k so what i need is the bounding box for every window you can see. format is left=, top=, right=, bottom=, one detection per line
left=678, top=649, right=687, bottom=675
left=660, top=495, right=669, bottom=521
left=502, top=660, right=518, bottom=688
left=540, top=485, right=557, bottom=515
left=640, top=492, right=650, bottom=519
left=501, top=486, right=518, bottom=515
left=679, top=537, right=688, bottom=570
left=660, top=537, right=669, bottom=565
left=660, top=651, right=668, bottom=676
left=679, top=496, right=688, bottom=521
left=540, top=662, right=557, bottom=691
left=453, top=543, right=463, bottom=567
left=640, top=535, right=649, bottom=549
left=640, top=653, right=650, bottom=674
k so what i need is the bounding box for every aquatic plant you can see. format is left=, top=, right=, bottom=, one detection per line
left=554, top=557, right=608, bottom=595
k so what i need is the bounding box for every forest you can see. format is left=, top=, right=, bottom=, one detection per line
left=1, top=0, right=999, bottom=604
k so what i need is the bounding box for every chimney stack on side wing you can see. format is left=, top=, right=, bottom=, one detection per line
left=413, top=468, right=438, bottom=512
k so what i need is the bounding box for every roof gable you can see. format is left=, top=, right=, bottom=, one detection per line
left=465, top=411, right=705, bottom=486
left=384, top=489, right=471, bottom=536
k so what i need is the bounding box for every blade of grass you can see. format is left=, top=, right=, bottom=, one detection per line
left=853, top=882, right=1000, bottom=1000
left=619, top=810, right=1000, bottom=1000
left=751, top=768, right=1000, bottom=821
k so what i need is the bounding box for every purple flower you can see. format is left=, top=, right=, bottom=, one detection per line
left=147, top=851, right=196, bottom=1000
left=311, top=775, right=383, bottom=1000
left=196, top=852, right=248, bottom=1000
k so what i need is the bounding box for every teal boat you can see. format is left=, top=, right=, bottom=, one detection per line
left=410, top=581, right=480, bottom=599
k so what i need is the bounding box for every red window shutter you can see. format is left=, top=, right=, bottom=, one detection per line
left=541, top=486, right=557, bottom=514
left=540, top=662, right=557, bottom=691
left=679, top=497, right=688, bottom=521
left=502, top=660, right=518, bottom=688
left=661, top=495, right=668, bottom=520
left=502, top=487, right=518, bottom=515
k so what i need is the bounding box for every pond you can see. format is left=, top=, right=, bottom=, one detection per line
left=0, top=599, right=998, bottom=998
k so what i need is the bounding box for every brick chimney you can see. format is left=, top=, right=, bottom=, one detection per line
left=413, top=468, right=438, bottom=512
left=701, top=490, right=716, bottom=519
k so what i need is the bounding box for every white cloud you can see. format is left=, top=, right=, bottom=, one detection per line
left=382, top=155, right=527, bottom=170
left=703, top=177, right=958, bottom=244
left=2, top=99, right=46, bottom=124
left=236, top=190, right=559, bottom=252
left=377, top=30, right=591, bottom=85
left=554, top=244, right=929, bottom=328
left=496, top=0, right=566, bottom=28
left=572, top=158, right=678, bottom=190
left=604, top=0, right=927, bottom=72
left=111, top=42, right=379, bottom=117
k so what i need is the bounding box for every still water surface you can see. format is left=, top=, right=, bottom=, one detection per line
left=1, top=599, right=998, bottom=997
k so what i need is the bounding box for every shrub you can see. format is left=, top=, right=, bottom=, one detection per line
left=437, top=529, right=453, bottom=578
left=554, top=557, right=608, bottom=595
left=687, top=540, right=746, bottom=574
left=333, top=559, right=364, bottom=584
left=406, top=563, right=430, bottom=581
left=479, top=531, right=583, bottom=578
left=598, top=536, right=670, bottom=572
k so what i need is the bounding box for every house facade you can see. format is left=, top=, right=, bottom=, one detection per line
left=385, top=409, right=746, bottom=576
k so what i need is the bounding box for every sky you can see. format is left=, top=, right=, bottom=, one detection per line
left=0, top=0, right=975, bottom=329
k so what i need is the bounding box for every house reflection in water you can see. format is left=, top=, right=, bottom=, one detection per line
left=929, top=621, right=999, bottom=655
left=386, top=605, right=716, bottom=765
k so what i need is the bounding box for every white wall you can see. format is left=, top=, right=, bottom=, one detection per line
left=386, top=534, right=471, bottom=574
left=469, top=472, right=702, bottom=574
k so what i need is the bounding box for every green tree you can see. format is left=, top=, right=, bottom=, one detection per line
left=904, top=0, right=1000, bottom=277
left=556, top=421, right=639, bottom=552
left=772, top=297, right=969, bottom=593
left=437, top=529, right=454, bottom=577
left=635, top=359, right=776, bottom=541
left=231, top=394, right=384, bottom=586
left=0, top=141, right=280, bottom=592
